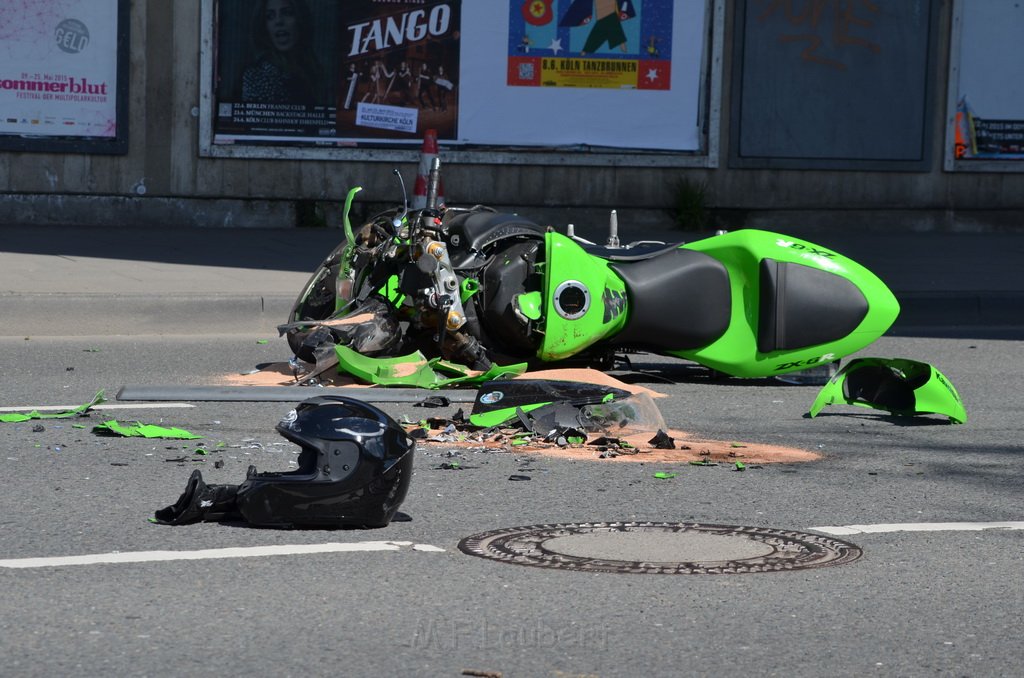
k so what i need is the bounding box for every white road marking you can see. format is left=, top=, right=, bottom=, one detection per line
left=810, top=522, right=1024, bottom=536
left=0, top=541, right=445, bottom=569
left=0, top=403, right=194, bottom=412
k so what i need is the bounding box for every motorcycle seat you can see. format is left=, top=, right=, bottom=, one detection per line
left=758, top=259, right=868, bottom=353
left=610, top=248, right=731, bottom=351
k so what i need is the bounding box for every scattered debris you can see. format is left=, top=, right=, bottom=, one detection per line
left=653, top=472, right=677, bottom=479
left=93, top=420, right=202, bottom=440
left=649, top=429, right=676, bottom=449
left=0, top=390, right=105, bottom=423
left=414, top=395, right=451, bottom=408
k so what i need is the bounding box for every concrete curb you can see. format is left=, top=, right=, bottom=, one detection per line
left=4, top=291, right=1021, bottom=338
left=0, top=294, right=296, bottom=337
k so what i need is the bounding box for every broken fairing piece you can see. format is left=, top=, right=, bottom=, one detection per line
left=93, top=420, right=202, bottom=439
left=468, top=379, right=666, bottom=438
left=335, top=345, right=527, bottom=389
left=153, top=395, right=414, bottom=528
left=469, top=379, right=631, bottom=428
left=808, top=357, right=967, bottom=424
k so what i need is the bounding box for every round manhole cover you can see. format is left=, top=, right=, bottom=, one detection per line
left=458, top=521, right=862, bottom=574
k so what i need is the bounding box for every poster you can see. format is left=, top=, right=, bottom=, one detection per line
left=951, top=1, right=1024, bottom=161
left=0, top=0, right=122, bottom=142
left=213, top=0, right=460, bottom=145
left=459, top=1, right=705, bottom=150
left=507, top=0, right=673, bottom=91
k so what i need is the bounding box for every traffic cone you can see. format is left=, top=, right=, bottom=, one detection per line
left=411, top=129, right=443, bottom=209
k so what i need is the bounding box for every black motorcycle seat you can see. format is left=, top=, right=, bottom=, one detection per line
left=758, top=258, right=868, bottom=353
left=609, top=248, right=731, bottom=351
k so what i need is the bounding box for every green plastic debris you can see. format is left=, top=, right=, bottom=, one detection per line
left=336, top=346, right=438, bottom=388
left=653, top=472, right=678, bottom=479
left=335, top=344, right=526, bottom=389
left=461, top=278, right=481, bottom=302
left=734, top=461, right=747, bottom=471
left=93, top=420, right=202, bottom=440
left=256, top=339, right=269, bottom=345
left=513, top=291, right=543, bottom=320
left=0, top=390, right=106, bottom=423
left=689, top=459, right=717, bottom=467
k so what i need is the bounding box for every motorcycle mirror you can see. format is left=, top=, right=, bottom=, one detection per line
left=392, top=168, right=409, bottom=231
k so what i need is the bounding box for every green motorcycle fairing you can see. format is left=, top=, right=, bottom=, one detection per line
left=671, top=230, right=900, bottom=377
left=539, top=232, right=629, bottom=361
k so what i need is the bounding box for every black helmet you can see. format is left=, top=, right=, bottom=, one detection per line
left=235, top=395, right=415, bottom=528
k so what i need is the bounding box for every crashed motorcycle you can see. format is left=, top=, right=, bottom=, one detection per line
left=280, top=159, right=900, bottom=380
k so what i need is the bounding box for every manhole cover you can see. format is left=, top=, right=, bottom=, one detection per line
left=458, top=521, right=862, bottom=574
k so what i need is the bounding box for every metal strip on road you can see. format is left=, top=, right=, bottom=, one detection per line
left=810, top=522, right=1024, bottom=536
left=0, top=403, right=195, bottom=413
left=0, top=541, right=446, bottom=569
left=117, top=385, right=478, bottom=403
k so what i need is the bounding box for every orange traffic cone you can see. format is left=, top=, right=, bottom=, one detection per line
left=411, top=129, right=444, bottom=209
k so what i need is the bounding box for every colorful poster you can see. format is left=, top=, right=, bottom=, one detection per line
left=507, top=0, right=672, bottom=90
left=213, top=0, right=460, bottom=145
left=0, top=0, right=121, bottom=140
left=458, top=1, right=705, bottom=151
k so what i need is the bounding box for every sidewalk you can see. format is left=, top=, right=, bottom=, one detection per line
left=0, top=223, right=1021, bottom=337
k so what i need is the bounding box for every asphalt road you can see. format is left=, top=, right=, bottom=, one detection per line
left=1, top=332, right=1021, bottom=677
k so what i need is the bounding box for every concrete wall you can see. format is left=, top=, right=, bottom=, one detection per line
left=1, top=1, right=1021, bottom=233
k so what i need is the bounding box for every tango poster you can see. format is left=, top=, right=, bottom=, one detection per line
left=508, top=0, right=673, bottom=90
left=213, top=0, right=460, bottom=145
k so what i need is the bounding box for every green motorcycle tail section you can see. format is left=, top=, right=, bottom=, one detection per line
left=539, top=232, right=629, bottom=361
left=671, top=230, right=900, bottom=377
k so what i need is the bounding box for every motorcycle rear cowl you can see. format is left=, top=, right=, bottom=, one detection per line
left=672, top=230, right=900, bottom=377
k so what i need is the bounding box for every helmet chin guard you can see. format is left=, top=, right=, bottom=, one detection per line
left=154, top=396, right=414, bottom=529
